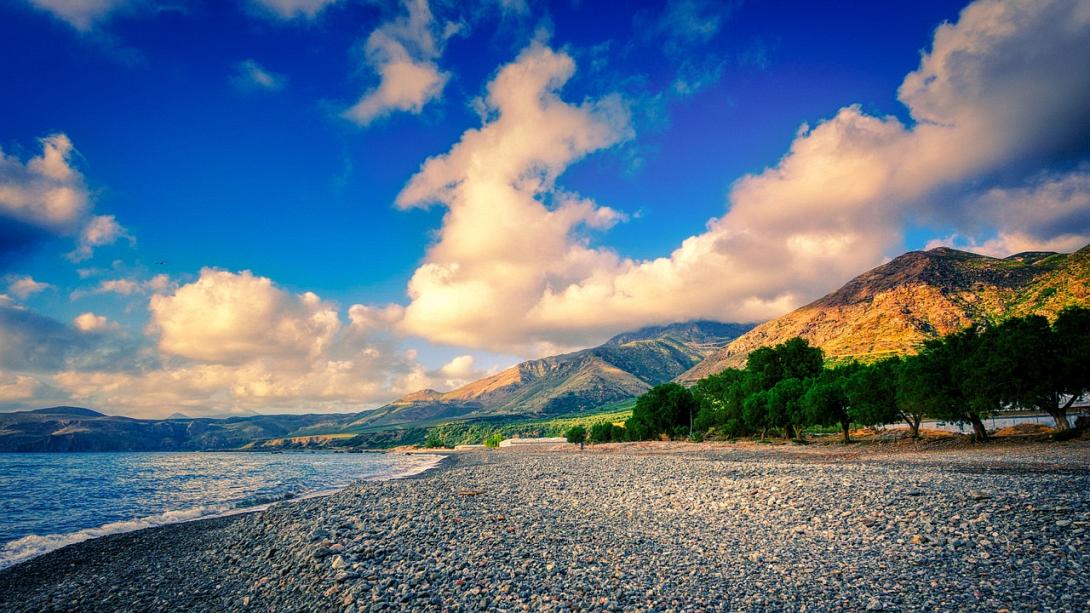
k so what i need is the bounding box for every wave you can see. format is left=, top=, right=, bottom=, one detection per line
left=0, top=504, right=232, bottom=570
left=0, top=452, right=445, bottom=571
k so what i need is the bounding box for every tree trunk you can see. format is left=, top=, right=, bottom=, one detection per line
left=841, top=419, right=851, bottom=444
left=907, top=415, right=921, bottom=439
left=1050, top=395, right=1076, bottom=431
left=968, top=414, right=989, bottom=442
left=1048, top=409, right=1070, bottom=431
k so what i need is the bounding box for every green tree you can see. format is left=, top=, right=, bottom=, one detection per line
left=745, top=337, right=824, bottom=394
left=1052, top=306, right=1090, bottom=429
left=692, top=368, right=747, bottom=436
left=626, top=383, right=698, bottom=440
left=565, top=425, right=587, bottom=444
left=802, top=364, right=858, bottom=443
left=742, top=390, right=771, bottom=438
left=846, top=357, right=923, bottom=437
left=588, top=422, right=621, bottom=444
left=484, top=433, right=504, bottom=448
left=902, top=330, right=991, bottom=441
left=767, top=377, right=810, bottom=440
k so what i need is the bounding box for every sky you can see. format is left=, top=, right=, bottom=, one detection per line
left=2, top=0, right=1090, bottom=417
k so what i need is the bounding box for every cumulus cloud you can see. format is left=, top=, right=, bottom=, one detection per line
left=1, top=269, right=484, bottom=415
left=0, top=134, right=131, bottom=264
left=25, top=0, right=134, bottom=31
left=925, top=168, right=1090, bottom=257
left=232, top=59, right=287, bottom=92
left=73, top=311, right=118, bottom=332
left=393, top=41, right=631, bottom=353
left=393, top=0, right=1090, bottom=354
left=342, top=0, right=453, bottom=126
left=6, top=275, right=51, bottom=299
left=0, top=134, right=89, bottom=232
left=248, top=0, right=339, bottom=20
left=148, top=268, right=340, bottom=364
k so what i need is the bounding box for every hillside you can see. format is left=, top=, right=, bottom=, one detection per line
left=679, top=244, right=1090, bottom=382
left=347, top=321, right=752, bottom=430
left=0, top=409, right=353, bottom=452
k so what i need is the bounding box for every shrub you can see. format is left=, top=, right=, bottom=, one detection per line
left=484, top=433, right=504, bottom=448
left=422, top=435, right=447, bottom=449
left=589, top=422, right=619, bottom=444
left=565, top=425, right=588, bottom=444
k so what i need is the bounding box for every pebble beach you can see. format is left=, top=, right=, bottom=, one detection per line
left=1, top=441, right=1088, bottom=612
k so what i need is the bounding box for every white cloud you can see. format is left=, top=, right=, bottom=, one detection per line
left=1, top=268, right=475, bottom=415
left=248, top=0, right=339, bottom=20
left=347, top=303, right=405, bottom=332
left=232, top=59, right=287, bottom=92
left=393, top=0, right=1090, bottom=354
left=148, top=268, right=340, bottom=364
left=0, top=373, right=39, bottom=402
left=393, top=41, right=632, bottom=354
left=6, top=275, right=51, bottom=299
left=342, top=0, right=452, bottom=126
left=70, top=277, right=140, bottom=300
left=25, top=0, right=134, bottom=31
left=70, top=274, right=173, bottom=300
left=924, top=168, right=1090, bottom=256
left=0, top=134, right=89, bottom=232
left=73, top=311, right=118, bottom=332
left=68, top=214, right=133, bottom=262
left=0, top=134, right=132, bottom=263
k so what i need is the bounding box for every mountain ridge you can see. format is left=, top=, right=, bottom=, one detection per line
left=347, top=320, right=752, bottom=430
left=679, top=244, right=1090, bottom=382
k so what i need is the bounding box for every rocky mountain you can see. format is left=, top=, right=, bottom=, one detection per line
left=347, top=321, right=753, bottom=430
left=680, top=244, right=1090, bottom=382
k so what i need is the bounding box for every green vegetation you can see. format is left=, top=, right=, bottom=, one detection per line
left=415, top=404, right=634, bottom=448
left=627, top=307, right=1090, bottom=443
left=625, top=383, right=698, bottom=441
left=565, top=425, right=588, bottom=444
left=484, top=433, right=504, bottom=448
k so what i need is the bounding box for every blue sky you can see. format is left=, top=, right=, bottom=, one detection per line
left=2, top=0, right=1089, bottom=416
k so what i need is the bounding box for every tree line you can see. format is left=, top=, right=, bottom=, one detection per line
left=569, top=307, right=1090, bottom=444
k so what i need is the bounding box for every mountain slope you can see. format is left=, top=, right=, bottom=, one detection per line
left=680, top=244, right=1090, bottom=382
left=0, top=409, right=353, bottom=452
left=350, top=321, right=752, bottom=430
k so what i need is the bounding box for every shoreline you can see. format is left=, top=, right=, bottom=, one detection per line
left=0, top=451, right=448, bottom=572
left=2, top=442, right=1087, bottom=611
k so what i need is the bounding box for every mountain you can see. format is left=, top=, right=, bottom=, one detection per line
left=680, top=244, right=1090, bottom=382
left=348, top=320, right=753, bottom=430
left=28, top=406, right=104, bottom=417
left=0, top=408, right=353, bottom=452
left=0, top=321, right=751, bottom=451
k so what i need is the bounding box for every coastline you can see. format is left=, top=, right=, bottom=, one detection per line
left=0, top=451, right=448, bottom=573
left=1, top=442, right=1088, bottom=611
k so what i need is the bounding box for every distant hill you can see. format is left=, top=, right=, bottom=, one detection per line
left=679, top=244, right=1090, bottom=382
left=0, top=408, right=353, bottom=452
left=346, top=320, right=753, bottom=430
left=28, top=406, right=104, bottom=417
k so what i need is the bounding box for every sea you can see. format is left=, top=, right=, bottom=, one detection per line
left=0, top=451, right=442, bottom=570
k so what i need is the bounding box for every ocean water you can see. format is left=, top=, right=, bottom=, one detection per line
left=0, top=451, right=442, bottom=570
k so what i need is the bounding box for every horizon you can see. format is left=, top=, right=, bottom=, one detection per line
left=3, top=0, right=1090, bottom=418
